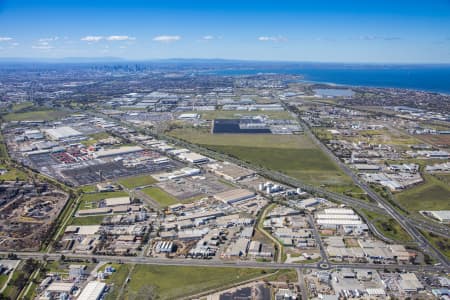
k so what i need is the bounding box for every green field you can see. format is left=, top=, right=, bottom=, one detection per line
left=207, top=145, right=353, bottom=187
left=2, top=109, right=68, bottom=121
left=419, top=230, right=450, bottom=259
left=141, top=187, right=178, bottom=207
left=178, top=110, right=295, bottom=120
left=168, top=128, right=356, bottom=189
left=0, top=165, right=28, bottom=181
left=113, top=264, right=277, bottom=300
left=79, top=191, right=128, bottom=209
left=118, top=175, right=157, bottom=189
left=81, top=132, right=112, bottom=146
left=362, top=209, right=412, bottom=242
left=395, top=174, right=450, bottom=213
left=169, top=127, right=313, bottom=148
left=11, top=102, right=34, bottom=112
left=70, top=215, right=105, bottom=225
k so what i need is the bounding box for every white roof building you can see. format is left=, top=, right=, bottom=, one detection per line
left=104, top=196, right=131, bottom=207
left=44, top=126, right=83, bottom=140
left=77, top=281, right=106, bottom=300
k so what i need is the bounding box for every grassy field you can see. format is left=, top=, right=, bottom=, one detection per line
left=207, top=145, right=353, bottom=187
left=119, top=265, right=276, bottom=300
left=168, top=127, right=356, bottom=189
left=141, top=187, right=178, bottom=207
left=178, top=110, right=295, bottom=120
left=103, top=264, right=132, bottom=300
left=362, top=209, right=412, bottom=242
left=169, top=127, right=314, bottom=148
left=11, top=102, right=34, bottom=112
left=81, top=132, right=112, bottom=146
left=395, top=174, right=450, bottom=213
left=78, top=191, right=128, bottom=209
left=70, top=215, right=105, bottom=225
left=419, top=230, right=450, bottom=259
left=0, top=165, right=28, bottom=181
left=2, top=109, right=68, bottom=122
left=118, top=175, right=157, bottom=189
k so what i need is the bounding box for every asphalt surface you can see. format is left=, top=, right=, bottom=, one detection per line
left=1, top=251, right=447, bottom=273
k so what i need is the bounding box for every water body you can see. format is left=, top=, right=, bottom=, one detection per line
left=209, top=65, right=450, bottom=94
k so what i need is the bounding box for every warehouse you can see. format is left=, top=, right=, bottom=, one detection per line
left=316, top=208, right=364, bottom=226
left=44, top=126, right=83, bottom=140
left=77, top=207, right=111, bottom=216
left=399, top=273, right=424, bottom=292
left=207, top=162, right=255, bottom=182
left=77, top=281, right=106, bottom=300
left=426, top=210, right=450, bottom=223
left=178, top=152, right=210, bottom=164
left=93, top=145, right=143, bottom=158
left=214, top=188, right=256, bottom=205
left=104, top=196, right=131, bottom=207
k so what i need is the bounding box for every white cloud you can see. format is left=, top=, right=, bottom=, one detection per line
left=202, top=35, right=214, bottom=40
left=106, top=35, right=135, bottom=41
left=39, top=37, right=59, bottom=42
left=81, top=36, right=104, bottom=42
left=258, top=36, right=287, bottom=42
left=0, top=37, right=13, bottom=42
left=32, top=45, right=54, bottom=50
left=153, top=35, right=181, bottom=42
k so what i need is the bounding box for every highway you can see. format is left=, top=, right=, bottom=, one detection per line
left=1, top=251, right=447, bottom=273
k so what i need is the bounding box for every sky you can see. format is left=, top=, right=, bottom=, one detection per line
left=0, top=0, right=449, bottom=63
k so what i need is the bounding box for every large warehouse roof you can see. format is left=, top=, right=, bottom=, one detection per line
left=77, top=281, right=106, bottom=300
left=214, top=188, right=255, bottom=204
left=44, top=126, right=83, bottom=140
left=93, top=146, right=143, bottom=158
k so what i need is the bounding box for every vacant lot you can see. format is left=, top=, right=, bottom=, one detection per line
left=118, top=175, right=157, bottom=189
left=395, top=174, right=450, bottom=213
left=70, top=215, right=105, bottom=225
left=141, top=187, right=178, bottom=207
left=0, top=165, right=28, bottom=181
left=78, top=191, right=128, bottom=209
left=169, top=128, right=314, bottom=149
left=207, top=145, right=353, bottom=187
left=169, top=128, right=356, bottom=189
left=418, top=134, right=450, bottom=148
left=420, top=230, right=450, bottom=259
left=121, top=265, right=276, bottom=300
left=362, top=209, right=412, bottom=243
left=2, top=109, right=68, bottom=121
left=179, top=110, right=295, bottom=120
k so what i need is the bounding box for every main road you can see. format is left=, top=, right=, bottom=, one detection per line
left=0, top=251, right=447, bottom=273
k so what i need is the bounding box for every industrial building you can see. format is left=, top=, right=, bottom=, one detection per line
left=214, top=188, right=256, bottom=205
left=77, top=281, right=106, bottom=300
left=425, top=210, right=450, bottom=223
left=93, top=145, right=143, bottom=158
left=104, top=196, right=131, bottom=207
left=178, top=152, right=210, bottom=164
left=44, top=126, right=83, bottom=140
left=316, top=208, right=364, bottom=226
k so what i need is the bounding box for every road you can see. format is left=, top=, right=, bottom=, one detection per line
left=296, top=269, right=308, bottom=300
left=0, top=251, right=447, bottom=273
left=306, top=214, right=329, bottom=266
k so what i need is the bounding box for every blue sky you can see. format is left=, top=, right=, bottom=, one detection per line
left=0, top=0, right=449, bottom=63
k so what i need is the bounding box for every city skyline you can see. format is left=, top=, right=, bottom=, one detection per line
left=0, top=0, right=450, bottom=63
